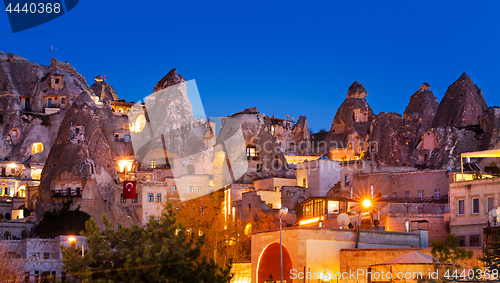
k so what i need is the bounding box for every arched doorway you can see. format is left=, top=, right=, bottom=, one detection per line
left=257, top=242, right=293, bottom=283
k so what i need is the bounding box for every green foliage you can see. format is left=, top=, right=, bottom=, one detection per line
left=431, top=234, right=473, bottom=268
left=33, top=202, right=90, bottom=238
left=482, top=228, right=500, bottom=271
left=417, top=234, right=474, bottom=283
left=61, top=203, right=233, bottom=283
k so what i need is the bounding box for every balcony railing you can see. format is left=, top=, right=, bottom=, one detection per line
left=51, top=189, right=82, bottom=198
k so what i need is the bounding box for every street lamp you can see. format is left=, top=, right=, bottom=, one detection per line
left=355, top=199, right=372, bottom=248
left=68, top=236, right=85, bottom=258
left=280, top=207, right=289, bottom=283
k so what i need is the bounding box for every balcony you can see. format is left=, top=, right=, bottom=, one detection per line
left=51, top=189, right=82, bottom=198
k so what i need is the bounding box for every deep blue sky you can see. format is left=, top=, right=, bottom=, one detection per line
left=1, top=1, right=499, bottom=131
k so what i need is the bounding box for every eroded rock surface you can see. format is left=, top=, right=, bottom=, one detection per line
left=432, top=73, right=487, bottom=128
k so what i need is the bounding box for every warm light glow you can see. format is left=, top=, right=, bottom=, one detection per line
left=117, top=159, right=134, bottom=172
left=8, top=163, right=16, bottom=168
left=31, top=168, right=42, bottom=180
left=299, top=217, right=321, bottom=226
left=130, top=115, right=146, bottom=133
left=244, top=223, right=252, bottom=235
left=362, top=199, right=372, bottom=208
left=68, top=236, right=76, bottom=243
left=32, top=142, right=44, bottom=154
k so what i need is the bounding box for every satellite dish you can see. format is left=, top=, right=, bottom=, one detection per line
left=350, top=215, right=358, bottom=226
left=489, top=209, right=498, bottom=225
left=337, top=213, right=350, bottom=228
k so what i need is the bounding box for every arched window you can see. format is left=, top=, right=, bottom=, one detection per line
left=32, top=143, right=44, bottom=154
left=3, top=231, right=11, bottom=240
left=5, top=213, right=11, bottom=221
left=187, top=164, right=195, bottom=174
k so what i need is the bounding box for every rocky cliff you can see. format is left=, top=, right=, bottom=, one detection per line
left=90, top=75, right=119, bottom=102
left=432, top=73, right=487, bottom=128
left=0, top=52, right=91, bottom=166
left=36, top=92, right=121, bottom=226
left=404, top=83, right=439, bottom=126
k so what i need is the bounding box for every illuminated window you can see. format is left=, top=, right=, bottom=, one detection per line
left=43, top=253, right=49, bottom=259
left=32, top=143, right=44, bottom=154
left=31, top=169, right=42, bottom=180
left=246, top=146, right=258, bottom=160
left=156, top=193, right=161, bottom=202
left=302, top=178, right=307, bottom=187
left=131, top=115, right=146, bottom=133
left=150, top=160, right=157, bottom=169
left=148, top=193, right=154, bottom=202
left=19, top=188, right=25, bottom=198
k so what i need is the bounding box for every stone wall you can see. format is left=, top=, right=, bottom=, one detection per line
left=230, top=262, right=251, bottom=283
left=378, top=212, right=448, bottom=244
left=339, top=247, right=483, bottom=283
left=252, top=227, right=421, bottom=282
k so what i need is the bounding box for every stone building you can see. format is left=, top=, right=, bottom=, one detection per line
left=2, top=235, right=86, bottom=282
left=251, top=227, right=424, bottom=283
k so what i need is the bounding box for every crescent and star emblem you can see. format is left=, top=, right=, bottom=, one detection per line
left=126, top=183, right=133, bottom=192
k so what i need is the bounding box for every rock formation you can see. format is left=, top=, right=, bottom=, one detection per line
left=36, top=92, right=120, bottom=226
left=324, top=81, right=375, bottom=154
left=90, top=75, right=119, bottom=102
left=152, top=69, right=185, bottom=93
left=291, top=116, right=311, bottom=154
left=0, top=52, right=91, bottom=165
left=369, top=112, right=420, bottom=166
left=432, top=73, right=487, bottom=128
left=404, top=83, right=439, bottom=126
left=225, top=107, right=289, bottom=182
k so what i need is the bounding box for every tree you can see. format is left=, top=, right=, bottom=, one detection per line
left=61, top=203, right=232, bottom=283
left=0, top=245, right=25, bottom=283
left=431, top=234, right=473, bottom=270
left=175, top=190, right=247, bottom=265
left=417, top=234, right=474, bottom=283
left=482, top=228, right=500, bottom=271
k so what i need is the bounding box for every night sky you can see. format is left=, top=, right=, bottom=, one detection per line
left=1, top=1, right=499, bottom=131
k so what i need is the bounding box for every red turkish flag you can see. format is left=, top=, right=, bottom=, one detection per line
left=123, top=181, right=136, bottom=199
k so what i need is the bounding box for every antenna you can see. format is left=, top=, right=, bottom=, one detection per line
left=51, top=46, right=57, bottom=59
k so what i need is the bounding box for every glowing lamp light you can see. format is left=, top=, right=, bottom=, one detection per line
left=68, top=236, right=76, bottom=243
left=362, top=199, right=372, bottom=208
left=299, top=216, right=324, bottom=226
left=117, top=159, right=133, bottom=172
